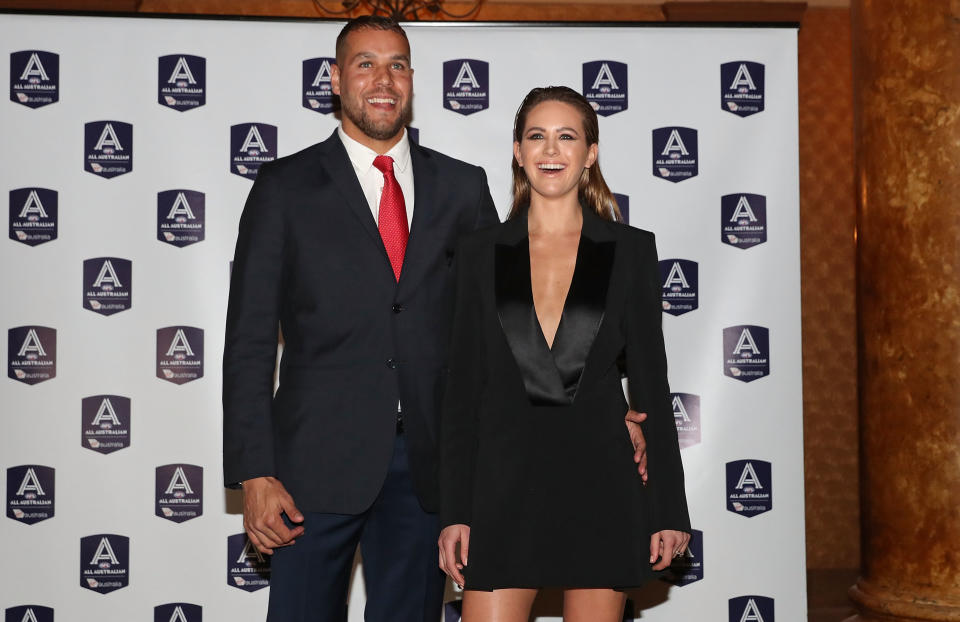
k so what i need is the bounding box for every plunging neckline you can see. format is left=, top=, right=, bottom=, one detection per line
left=530, top=234, right=582, bottom=352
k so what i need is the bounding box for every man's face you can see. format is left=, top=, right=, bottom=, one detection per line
left=332, top=28, right=413, bottom=146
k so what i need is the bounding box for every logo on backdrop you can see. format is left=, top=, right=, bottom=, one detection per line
left=722, top=193, right=767, bottom=249
left=157, top=327, right=204, bottom=384
left=723, top=325, right=770, bottom=382
left=582, top=60, right=627, bottom=116
left=652, top=127, right=698, bottom=182
left=443, top=59, right=489, bottom=115
left=662, top=528, right=703, bottom=586
left=6, top=465, right=54, bottom=525
left=10, top=51, right=59, bottom=108
left=721, top=61, right=765, bottom=117
left=157, top=190, right=205, bottom=247
left=659, top=259, right=698, bottom=316
left=407, top=126, right=419, bottom=145
left=231, top=123, right=276, bottom=179
left=155, top=464, right=203, bottom=523
left=729, top=595, right=775, bottom=622
left=227, top=533, right=270, bottom=591
left=8, top=326, right=56, bottom=385
left=158, top=55, right=206, bottom=111
left=82, top=395, right=131, bottom=454
left=80, top=534, right=129, bottom=594
left=84, top=121, right=133, bottom=179
left=612, top=193, right=629, bottom=224
left=155, top=603, right=202, bottom=622
left=671, top=392, right=701, bottom=449
left=443, top=600, right=463, bottom=622
left=83, top=257, right=132, bottom=315
left=726, top=460, right=773, bottom=517
left=9, top=188, right=57, bottom=246
left=4, top=606, right=54, bottom=622
left=302, top=57, right=336, bottom=113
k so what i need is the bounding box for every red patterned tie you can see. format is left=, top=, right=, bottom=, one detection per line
left=373, top=155, right=409, bottom=281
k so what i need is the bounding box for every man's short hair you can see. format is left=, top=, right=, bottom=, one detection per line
left=335, top=16, right=410, bottom=66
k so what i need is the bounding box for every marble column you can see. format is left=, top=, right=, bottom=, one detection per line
left=849, top=1, right=960, bottom=620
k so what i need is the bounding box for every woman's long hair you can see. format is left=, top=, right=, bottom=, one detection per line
left=509, top=86, right=621, bottom=222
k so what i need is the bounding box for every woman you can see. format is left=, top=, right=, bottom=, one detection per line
left=438, top=86, right=691, bottom=621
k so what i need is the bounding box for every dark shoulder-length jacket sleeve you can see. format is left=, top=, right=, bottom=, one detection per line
left=439, top=235, right=487, bottom=528
left=625, top=230, right=692, bottom=535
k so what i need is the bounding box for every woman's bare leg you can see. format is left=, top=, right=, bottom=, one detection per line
left=562, top=588, right=626, bottom=622
left=462, top=588, right=538, bottom=622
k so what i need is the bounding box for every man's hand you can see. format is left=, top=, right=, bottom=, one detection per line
left=624, top=410, right=648, bottom=483
left=649, top=530, right=691, bottom=571
left=242, top=476, right=305, bottom=555
left=438, top=524, right=470, bottom=588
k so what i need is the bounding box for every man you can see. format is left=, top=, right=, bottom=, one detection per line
left=223, top=16, right=498, bottom=621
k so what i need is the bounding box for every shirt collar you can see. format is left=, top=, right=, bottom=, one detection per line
left=338, top=126, right=411, bottom=175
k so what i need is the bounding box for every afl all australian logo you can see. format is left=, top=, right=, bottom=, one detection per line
left=7, top=465, right=55, bottom=524
left=84, top=121, right=133, bottom=179
left=726, top=460, right=773, bottom=517
left=82, top=395, right=132, bottom=454
left=83, top=257, right=132, bottom=316
left=729, top=596, right=775, bottom=622
left=231, top=123, right=276, bottom=179
left=723, top=325, right=770, bottom=382
left=80, top=534, right=129, bottom=594
left=157, top=190, right=205, bottom=247
left=10, top=51, right=58, bottom=108
left=4, top=606, right=54, bottom=622
left=582, top=61, right=627, bottom=117
left=652, top=127, right=698, bottom=182
left=302, top=57, right=336, bottom=114
left=9, top=187, right=57, bottom=246
left=227, top=533, right=271, bottom=592
left=155, top=603, right=202, bottom=622
left=721, top=193, right=767, bottom=249
left=659, top=259, right=698, bottom=316
left=158, top=54, right=206, bottom=111
left=155, top=464, right=203, bottom=523
left=8, top=326, right=56, bottom=385
left=721, top=61, right=765, bottom=117
left=443, top=59, right=489, bottom=115
left=156, top=326, right=204, bottom=384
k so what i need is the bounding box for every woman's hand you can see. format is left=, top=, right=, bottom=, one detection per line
left=438, top=523, right=470, bottom=588
left=624, top=410, right=648, bottom=483
left=649, top=529, right=690, bottom=571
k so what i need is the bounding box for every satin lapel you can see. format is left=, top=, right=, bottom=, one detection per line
left=397, top=140, right=437, bottom=297
left=551, top=234, right=615, bottom=401
left=495, top=216, right=568, bottom=407
left=319, top=132, right=387, bottom=255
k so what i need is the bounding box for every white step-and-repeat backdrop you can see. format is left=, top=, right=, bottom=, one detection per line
left=1, top=13, right=803, bottom=622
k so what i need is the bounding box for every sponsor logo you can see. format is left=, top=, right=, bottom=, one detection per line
left=726, top=460, right=773, bottom=517
left=659, top=259, right=698, bottom=316
left=84, top=121, right=133, bottom=179
left=9, top=188, right=57, bottom=246
left=155, top=464, right=203, bottom=523
left=9, top=51, right=59, bottom=108
left=302, top=57, right=336, bottom=114
left=582, top=60, right=628, bottom=116
left=8, top=326, right=56, bottom=385
left=83, top=257, right=132, bottom=315
left=6, top=465, right=54, bottom=524
left=722, top=193, right=767, bottom=249
left=82, top=395, right=131, bottom=454
left=4, top=605, right=54, bottom=622
left=612, top=193, right=629, bottom=224
left=80, top=534, right=129, bottom=594
left=729, top=595, right=775, bottom=622
left=723, top=325, right=770, bottom=382
left=443, top=59, right=489, bottom=115
left=231, top=123, right=276, bottom=179
left=158, top=55, right=206, bottom=111
left=157, top=327, right=204, bottom=385
left=662, top=528, right=703, bottom=586
left=155, top=603, right=202, bottom=622
left=157, top=190, right=205, bottom=247
left=721, top=61, right=765, bottom=117
left=671, top=392, right=701, bottom=449
left=652, top=127, right=698, bottom=182
left=227, top=533, right=270, bottom=591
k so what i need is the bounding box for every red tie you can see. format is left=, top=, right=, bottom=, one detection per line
left=373, top=155, right=409, bottom=281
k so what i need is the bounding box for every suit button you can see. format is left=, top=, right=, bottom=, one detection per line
left=386, top=358, right=398, bottom=369
left=392, top=304, right=404, bottom=314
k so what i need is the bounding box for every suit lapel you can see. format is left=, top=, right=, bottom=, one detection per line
left=320, top=131, right=386, bottom=255
left=397, top=140, right=438, bottom=297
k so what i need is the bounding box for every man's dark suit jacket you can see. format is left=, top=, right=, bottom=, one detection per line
left=223, top=130, right=499, bottom=514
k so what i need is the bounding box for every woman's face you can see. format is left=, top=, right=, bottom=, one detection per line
left=514, top=100, right=598, bottom=203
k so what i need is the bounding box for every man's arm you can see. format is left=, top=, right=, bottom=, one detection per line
left=473, top=167, right=501, bottom=229
left=223, top=163, right=303, bottom=553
